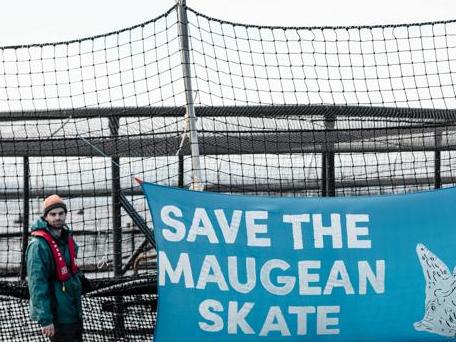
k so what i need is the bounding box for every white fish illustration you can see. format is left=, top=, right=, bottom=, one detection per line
left=414, top=243, right=456, bottom=337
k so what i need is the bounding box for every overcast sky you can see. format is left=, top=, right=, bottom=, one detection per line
left=0, top=0, right=455, bottom=46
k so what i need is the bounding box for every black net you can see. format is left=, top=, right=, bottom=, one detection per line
left=1, top=4, right=456, bottom=341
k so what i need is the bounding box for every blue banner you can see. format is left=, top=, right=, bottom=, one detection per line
left=141, top=182, right=456, bottom=341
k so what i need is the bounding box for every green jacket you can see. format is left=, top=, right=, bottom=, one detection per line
left=26, top=217, right=83, bottom=326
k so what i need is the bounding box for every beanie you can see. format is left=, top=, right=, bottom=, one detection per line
left=43, top=194, right=67, bottom=216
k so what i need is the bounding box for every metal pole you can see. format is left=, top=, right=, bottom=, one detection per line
left=321, top=153, right=327, bottom=197
left=434, top=127, right=442, bottom=189
left=20, top=157, right=30, bottom=280
left=177, top=0, right=204, bottom=191
left=111, top=156, right=122, bottom=276
left=178, top=154, right=184, bottom=188
left=109, top=116, right=125, bottom=338
left=325, top=114, right=336, bottom=197
left=326, top=151, right=336, bottom=197
left=109, top=117, right=122, bottom=277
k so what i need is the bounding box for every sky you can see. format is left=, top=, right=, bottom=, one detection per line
left=0, top=0, right=455, bottom=46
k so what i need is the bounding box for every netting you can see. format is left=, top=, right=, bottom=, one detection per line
left=1, top=3, right=456, bottom=340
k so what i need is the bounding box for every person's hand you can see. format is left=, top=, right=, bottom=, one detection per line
left=41, top=323, right=55, bottom=337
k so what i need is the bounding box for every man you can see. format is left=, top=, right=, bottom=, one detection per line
left=26, top=194, right=83, bottom=341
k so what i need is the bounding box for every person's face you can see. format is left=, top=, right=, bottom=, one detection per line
left=45, top=207, right=66, bottom=228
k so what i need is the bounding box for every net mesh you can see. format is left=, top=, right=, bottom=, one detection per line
left=1, top=4, right=456, bottom=340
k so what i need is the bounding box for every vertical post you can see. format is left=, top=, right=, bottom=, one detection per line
left=112, top=158, right=121, bottom=276
left=110, top=116, right=122, bottom=277
left=20, top=157, right=30, bottom=280
left=128, top=223, right=135, bottom=255
left=178, top=154, right=184, bottom=188
left=177, top=0, right=204, bottom=191
left=434, top=127, right=442, bottom=189
left=321, top=154, right=327, bottom=197
left=109, top=116, right=125, bottom=338
left=326, top=149, right=336, bottom=197
left=324, top=114, right=336, bottom=197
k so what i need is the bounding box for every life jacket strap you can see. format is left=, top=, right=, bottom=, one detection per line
left=31, top=229, right=78, bottom=282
